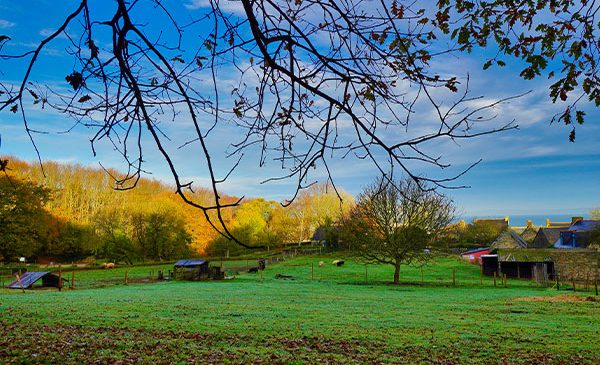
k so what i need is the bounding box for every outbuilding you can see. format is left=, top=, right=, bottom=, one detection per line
left=173, top=259, right=224, bottom=280
left=6, top=272, right=66, bottom=290
left=460, top=247, right=490, bottom=265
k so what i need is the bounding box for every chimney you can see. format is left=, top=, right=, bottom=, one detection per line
left=571, top=216, right=583, bottom=225
left=526, top=220, right=532, bottom=229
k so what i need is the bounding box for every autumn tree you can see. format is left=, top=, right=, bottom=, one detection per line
left=0, top=175, right=52, bottom=260
left=343, top=177, right=455, bottom=284
left=285, top=183, right=354, bottom=244
left=0, top=1, right=597, bottom=246
left=131, top=211, right=192, bottom=261
left=464, top=220, right=506, bottom=247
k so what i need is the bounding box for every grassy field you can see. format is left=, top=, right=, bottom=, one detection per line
left=1, top=256, right=599, bottom=364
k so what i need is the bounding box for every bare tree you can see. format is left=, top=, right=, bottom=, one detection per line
left=1, top=0, right=592, bottom=246
left=343, top=177, right=455, bottom=284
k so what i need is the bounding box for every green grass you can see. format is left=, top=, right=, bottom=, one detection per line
left=1, top=256, right=599, bottom=364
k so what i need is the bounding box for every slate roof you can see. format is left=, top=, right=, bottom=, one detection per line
left=554, top=220, right=600, bottom=248
left=531, top=228, right=563, bottom=248
left=490, top=230, right=528, bottom=250
left=520, top=227, right=538, bottom=244
left=568, top=220, right=600, bottom=231
left=6, top=272, right=48, bottom=289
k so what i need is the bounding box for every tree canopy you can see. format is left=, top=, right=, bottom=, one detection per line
left=342, top=177, right=455, bottom=284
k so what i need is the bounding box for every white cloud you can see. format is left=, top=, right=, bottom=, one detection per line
left=0, top=19, right=15, bottom=29
left=184, top=0, right=246, bottom=14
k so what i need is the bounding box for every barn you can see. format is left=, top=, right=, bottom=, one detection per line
left=460, top=247, right=490, bottom=265
left=6, top=272, right=65, bottom=290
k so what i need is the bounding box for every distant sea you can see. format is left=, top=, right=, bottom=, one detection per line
left=459, top=214, right=587, bottom=227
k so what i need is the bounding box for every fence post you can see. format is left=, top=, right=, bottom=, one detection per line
left=452, top=269, right=456, bottom=286
left=58, top=266, right=62, bottom=291
left=493, top=272, right=497, bottom=287
left=125, top=270, right=128, bottom=285
left=70, top=271, right=75, bottom=290
left=480, top=266, right=483, bottom=286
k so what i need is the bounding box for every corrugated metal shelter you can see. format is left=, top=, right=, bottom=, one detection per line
left=460, top=247, right=490, bottom=265
left=174, top=259, right=208, bottom=268
left=6, top=272, right=64, bottom=289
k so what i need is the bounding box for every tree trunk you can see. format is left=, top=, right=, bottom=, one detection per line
left=393, top=261, right=401, bottom=285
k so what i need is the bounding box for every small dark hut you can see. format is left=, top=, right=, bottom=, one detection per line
left=6, top=272, right=66, bottom=289
left=173, top=259, right=223, bottom=280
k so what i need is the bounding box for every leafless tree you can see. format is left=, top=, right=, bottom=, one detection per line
left=0, top=0, right=535, bottom=247
left=342, top=177, right=455, bottom=284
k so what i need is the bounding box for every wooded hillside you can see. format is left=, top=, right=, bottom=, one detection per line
left=0, top=157, right=352, bottom=262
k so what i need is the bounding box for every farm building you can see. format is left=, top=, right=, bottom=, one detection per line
left=519, top=223, right=538, bottom=244
left=545, top=217, right=582, bottom=228
left=481, top=252, right=555, bottom=282
left=6, top=272, right=65, bottom=290
left=489, top=230, right=528, bottom=250
left=482, top=248, right=599, bottom=282
left=473, top=217, right=509, bottom=231
left=460, top=247, right=490, bottom=264
left=530, top=228, right=563, bottom=248
left=554, top=220, right=600, bottom=249
left=173, top=259, right=224, bottom=280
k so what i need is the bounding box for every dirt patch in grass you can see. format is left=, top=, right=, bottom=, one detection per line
left=516, top=295, right=600, bottom=303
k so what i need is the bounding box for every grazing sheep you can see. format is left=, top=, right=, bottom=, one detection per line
left=332, top=260, right=345, bottom=267
left=102, top=262, right=115, bottom=269
left=248, top=267, right=259, bottom=273
left=319, top=261, right=324, bottom=267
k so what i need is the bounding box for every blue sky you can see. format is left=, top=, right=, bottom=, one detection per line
left=0, top=0, right=599, bottom=219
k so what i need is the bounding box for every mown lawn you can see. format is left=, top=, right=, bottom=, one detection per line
left=1, top=256, right=599, bottom=364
